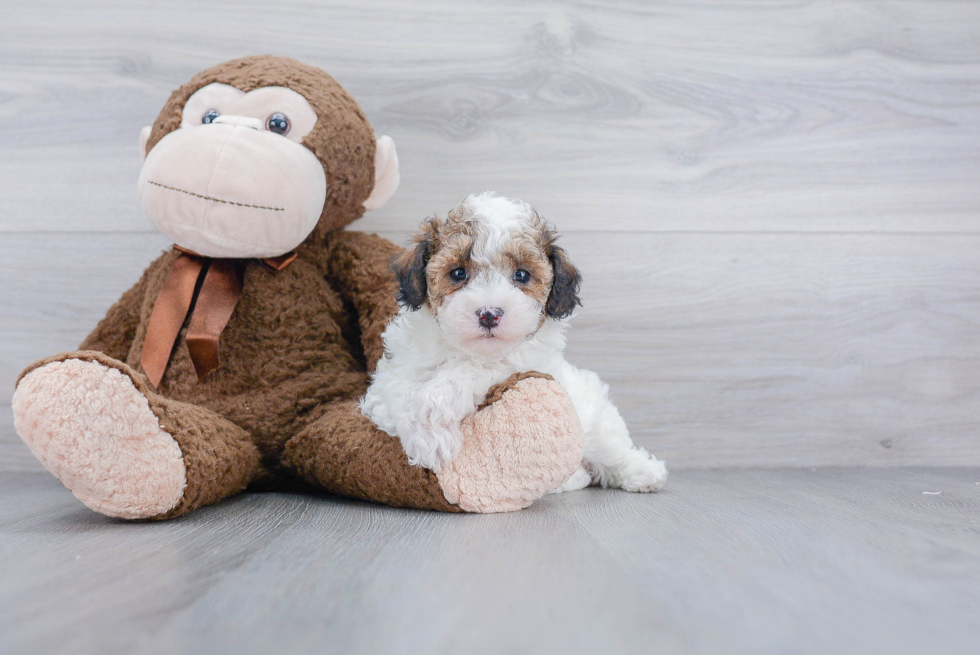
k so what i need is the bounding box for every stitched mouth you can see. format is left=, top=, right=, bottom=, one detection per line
left=148, top=180, right=284, bottom=212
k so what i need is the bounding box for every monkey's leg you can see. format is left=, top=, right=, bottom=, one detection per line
left=280, top=372, right=584, bottom=513
left=13, top=351, right=261, bottom=520
left=280, top=398, right=462, bottom=512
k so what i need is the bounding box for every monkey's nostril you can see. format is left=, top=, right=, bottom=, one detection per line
left=477, top=307, right=504, bottom=329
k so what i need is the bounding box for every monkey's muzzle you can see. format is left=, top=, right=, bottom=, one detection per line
left=138, top=121, right=327, bottom=259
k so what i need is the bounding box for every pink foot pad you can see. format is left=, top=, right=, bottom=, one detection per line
left=13, top=359, right=186, bottom=519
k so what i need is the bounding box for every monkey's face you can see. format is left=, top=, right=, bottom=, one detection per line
left=137, top=83, right=328, bottom=259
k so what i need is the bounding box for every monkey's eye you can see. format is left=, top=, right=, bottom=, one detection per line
left=513, top=269, right=531, bottom=284
left=266, top=113, right=290, bottom=136
left=202, top=109, right=221, bottom=125
left=449, top=268, right=467, bottom=282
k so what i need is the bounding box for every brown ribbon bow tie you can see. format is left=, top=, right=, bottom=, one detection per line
left=141, top=246, right=297, bottom=388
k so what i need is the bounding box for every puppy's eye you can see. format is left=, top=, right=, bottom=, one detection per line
left=202, top=109, right=221, bottom=125
left=513, top=269, right=531, bottom=284
left=449, top=267, right=467, bottom=282
left=266, top=112, right=290, bottom=135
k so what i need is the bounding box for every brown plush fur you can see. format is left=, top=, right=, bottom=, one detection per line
left=279, top=372, right=558, bottom=512
left=281, top=401, right=464, bottom=512
left=78, top=233, right=401, bottom=460
left=19, top=350, right=262, bottom=519
left=36, top=56, right=417, bottom=517
left=16, top=57, right=584, bottom=518
left=61, top=228, right=406, bottom=516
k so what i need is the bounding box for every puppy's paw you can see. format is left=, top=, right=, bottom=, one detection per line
left=399, top=421, right=464, bottom=472
left=396, top=380, right=475, bottom=471
left=549, top=465, right=592, bottom=494
left=614, top=448, right=668, bottom=493
left=418, top=380, right=472, bottom=426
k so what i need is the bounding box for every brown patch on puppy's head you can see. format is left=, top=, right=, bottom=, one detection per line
left=496, top=213, right=557, bottom=311
left=392, top=205, right=483, bottom=312
left=419, top=205, right=481, bottom=312
left=393, top=195, right=582, bottom=324
left=145, top=55, right=377, bottom=242
left=508, top=208, right=581, bottom=319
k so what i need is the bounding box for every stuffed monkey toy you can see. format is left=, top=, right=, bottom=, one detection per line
left=12, top=56, right=583, bottom=520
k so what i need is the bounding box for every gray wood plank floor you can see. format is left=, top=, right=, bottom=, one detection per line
left=2, top=4, right=979, bottom=653
left=1, top=468, right=977, bottom=655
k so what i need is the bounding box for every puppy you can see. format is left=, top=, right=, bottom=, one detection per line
left=361, top=192, right=667, bottom=493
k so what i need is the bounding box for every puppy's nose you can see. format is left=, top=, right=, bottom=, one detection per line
left=477, top=307, right=504, bottom=329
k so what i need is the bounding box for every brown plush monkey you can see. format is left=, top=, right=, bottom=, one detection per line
left=12, top=56, right=583, bottom=519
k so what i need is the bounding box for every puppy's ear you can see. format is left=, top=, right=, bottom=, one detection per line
left=391, top=220, right=438, bottom=310
left=545, top=244, right=582, bottom=319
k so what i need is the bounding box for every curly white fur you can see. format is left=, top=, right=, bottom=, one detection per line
left=361, top=192, right=667, bottom=493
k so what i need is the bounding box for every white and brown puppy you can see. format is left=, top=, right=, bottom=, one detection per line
left=361, top=192, right=667, bottom=493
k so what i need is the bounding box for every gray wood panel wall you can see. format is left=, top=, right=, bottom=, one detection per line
left=2, top=0, right=978, bottom=469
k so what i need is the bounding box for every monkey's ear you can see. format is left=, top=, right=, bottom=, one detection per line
left=363, top=135, right=400, bottom=211
left=545, top=245, right=582, bottom=319
left=139, top=126, right=152, bottom=162
left=391, top=225, right=434, bottom=310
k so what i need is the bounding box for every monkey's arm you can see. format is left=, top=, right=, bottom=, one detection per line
left=320, top=231, right=403, bottom=371
left=78, top=259, right=155, bottom=360
left=282, top=371, right=585, bottom=513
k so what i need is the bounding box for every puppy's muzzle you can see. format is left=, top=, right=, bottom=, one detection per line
left=477, top=307, right=504, bottom=330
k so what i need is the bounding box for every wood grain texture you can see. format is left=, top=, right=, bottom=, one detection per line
left=1, top=0, right=979, bottom=469
left=0, top=0, right=978, bottom=233
left=1, top=468, right=978, bottom=654
left=3, top=5, right=979, bottom=653
left=2, top=231, right=978, bottom=468
left=0, top=407, right=40, bottom=473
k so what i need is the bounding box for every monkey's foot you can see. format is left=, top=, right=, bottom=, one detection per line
left=13, top=357, right=186, bottom=519
left=436, top=372, right=585, bottom=512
